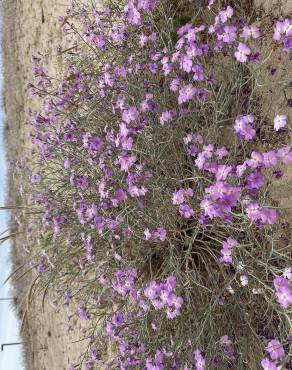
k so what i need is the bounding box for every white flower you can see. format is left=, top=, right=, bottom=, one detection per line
left=240, top=274, right=249, bottom=287
left=283, top=267, right=292, bottom=280
left=274, top=114, right=287, bottom=131
left=236, top=261, right=244, bottom=271
left=226, top=285, right=235, bottom=295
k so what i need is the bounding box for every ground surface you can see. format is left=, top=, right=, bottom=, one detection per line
left=1, top=0, right=291, bottom=369
left=2, top=1, right=92, bottom=369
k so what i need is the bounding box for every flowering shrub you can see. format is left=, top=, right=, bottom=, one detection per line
left=16, top=0, right=292, bottom=368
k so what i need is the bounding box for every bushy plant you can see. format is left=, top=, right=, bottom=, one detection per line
left=15, top=0, right=292, bottom=368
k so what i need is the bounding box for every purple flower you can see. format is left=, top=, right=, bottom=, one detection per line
left=219, top=247, right=233, bottom=266
left=194, top=350, right=205, bottom=370
left=221, top=25, right=237, bottom=43
left=113, top=312, right=123, bottom=326
left=89, top=136, right=103, bottom=152
left=77, top=176, right=89, bottom=190
left=246, top=171, right=264, bottom=190
left=235, top=43, right=251, bottom=63
left=200, top=198, right=218, bottom=219
left=273, top=21, right=285, bottom=41
left=222, top=238, right=238, bottom=249
left=215, top=146, right=228, bottom=160
left=178, top=84, right=196, bottom=104
left=260, top=208, right=277, bottom=225
left=172, top=189, right=185, bottom=205
left=122, top=106, right=139, bottom=124
left=261, top=358, right=277, bottom=370
left=266, top=339, right=285, bottom=360
left=219, top=335, right=236, bottom=361
left=262, top=151, right=277, bottom=169
left=170, top=78, right=180, bottom=92
left=273, top=276, right=292, bottom=309
left=159, top=110, right=175, bottom=126
left=124, top=3, right=141, bottom=25
left=219, top=6, right=234, bottom=23
left=145, top=228, right=167, bottom=242
left=277, top=146, right=292, bottom=165
left=172, top=188, right=193, bottom=206
left=119, top=153, right=136, bottom=172
left=215, top=165, right=232, bottom=181
left=179, top=203, right=194, bottom=218
left=246, top=202, right=261, bottom=221
left=242, top=25, right=261, bottom=40
left=180, top=55, right=193, bottom=73
left=246, top=151, right=263, bottom=168
left=192, top=64, right=204, bottom=81
left=276, top=285, right=292, bottom=309
left=31, top=173, right=42, bottom=184
left=167, top=294, right=183, bottom=310
left=137, top=0, right=157, bottom=12
left=233, top=115, right=256, bottom=140
left=282, top=36, right=292, bottom=53
left=153, top=228, right=167, bottom=242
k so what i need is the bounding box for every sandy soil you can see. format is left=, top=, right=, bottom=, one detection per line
left=1, top=0, right=291, bottom=369
left=2, top=1, right=93, bottom=369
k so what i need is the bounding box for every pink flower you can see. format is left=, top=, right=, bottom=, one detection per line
left=274, top=114, right=287, bottom=131
left=235, top=43, right=251, bottom=63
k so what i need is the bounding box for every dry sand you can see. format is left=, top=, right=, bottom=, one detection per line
left=2, top=1, right=93, bottom=369
left=1, top=0, right=291, bottom=369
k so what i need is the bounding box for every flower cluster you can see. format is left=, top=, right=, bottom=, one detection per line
left=219, top=238, right=237, bottom=267
left=19, top=0, right=292, bottom=368
left=144, top=276, right=183, bottom=319
left=273, top=18, right=292, bottom=53
left=172, top=188, right=194, bottom=219
left=219, top=335, right=236, bottom=362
